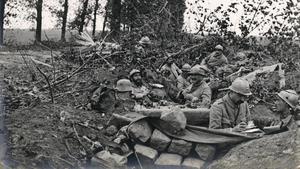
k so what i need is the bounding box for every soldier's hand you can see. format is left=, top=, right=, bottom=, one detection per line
left=191, top=97, right=199, bottom=103
left=232, top=122, right=247, bottom=132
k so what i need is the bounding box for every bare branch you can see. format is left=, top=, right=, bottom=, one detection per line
left=30, top=57, right=54, bottom=103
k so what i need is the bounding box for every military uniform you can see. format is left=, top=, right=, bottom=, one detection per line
left=182, top=80, right=211, bottom=108
left=91, top=87, right=136, bottom=114
left=209, top=94, right=251, bottom=129
left=131, top=85, right=149, bottom=99
left=160, top=63, right=182, bottom=81
left=177, top=75, right=190, bottom=90
left=201, top=51, right=228, bottom=72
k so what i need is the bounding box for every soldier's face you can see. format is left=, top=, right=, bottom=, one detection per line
left=117, top=91, right=132, bottom=100
left=274, top=97, right=289, bottom=113
left=190, top=74, right=204, bottom=83
left=132, top=73, right=142, bottom=85
left=182, top=71, right=189, bottom=77
left=231, top=92, right=248, bottom=105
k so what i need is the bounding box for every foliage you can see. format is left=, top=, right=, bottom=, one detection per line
left=68, top=0, right=94, bottom=30
left=47, top=0, right=66, bottom=28
left=106, top=0, right=186, bottom=39
left=185, top=0, right=300, bottom=39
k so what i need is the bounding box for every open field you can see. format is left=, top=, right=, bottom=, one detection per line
left=3, top=29, right=102, bottom=46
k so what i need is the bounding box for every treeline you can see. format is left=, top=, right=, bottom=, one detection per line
left=0, top=0, right=299, bottom=46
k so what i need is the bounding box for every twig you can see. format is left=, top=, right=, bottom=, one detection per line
left=41, top=31, right=112, bottom=90
left=134, top=151, right=144, bottom=169
left=41, top=54, right=95, bottom=89
left=64, top=138, right=83, bottom=168
left=19, top=51, right=37, bottom=81
left=159, top=43, right=203, bottom=70
left=158, top=0, right=168, bottom=14
left=244, top=0, right=265, bottom=38
left=76, top=122, right=104, bottom=131
left=72, top=123, right=89, bottom=154
left=30, top=58, right=54, bottom=103
left=43, top=31, right=56, bottom=83
left=55, top=156, right=75, bottom=167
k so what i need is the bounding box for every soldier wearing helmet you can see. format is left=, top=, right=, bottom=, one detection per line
left=271, top=90, right=299, bottom=129
left=201, top=44, right=228, bottom=72
left=129, top=69, right=150, bottom=100
left=90, top=79, right=135, bottom=113
left=209, top=78, right=252, bottom=131
left=255, top=90, right=300, bottom=133
left=160, top=57, right=182, bottom=82
left=111, top=79, right=135, bottom=112
left=180, top=65, right=211, bottom=108
left=177, top=63, right=191, bottom=90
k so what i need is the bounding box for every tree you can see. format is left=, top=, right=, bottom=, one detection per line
left=79, top=0, right=89, bottom=33
left=119, top=0, right=186, bottom=38
left=61, top=0, right=68, bottom=42
left=35, top=0, right=43, bottom=42
left=92, top=0, right=99, bottom=36
left=110, top=0, right=121, bottom=38
left=48, top=0, right=69, bottom=42
left=186, top=0, right=300, bottom=39
left=0, top=0, right=6, bottom=46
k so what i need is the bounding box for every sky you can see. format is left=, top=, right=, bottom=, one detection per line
left=4, top=0, right=298, bottom=36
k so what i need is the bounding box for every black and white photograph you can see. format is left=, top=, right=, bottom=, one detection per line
left=0, top=0, right=300, bottom=168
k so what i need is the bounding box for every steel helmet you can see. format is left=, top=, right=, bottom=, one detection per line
left=189, top=65, right=207, bottom=76
left=215, top=45, right=224, bottom=51
left=129, top=69, right=141, bottom=77
left=229, top=78, right=252, bottom=96
left=182, top=63, right=191, bottom=72
left=115, top=79, right=133, bottom=92
left=139, top=36, right=151, bottom=45
left=277, top=90, right=299, bottom=109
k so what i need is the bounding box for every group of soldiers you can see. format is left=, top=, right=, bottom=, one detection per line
left=91, top=44, right=300, bottom=133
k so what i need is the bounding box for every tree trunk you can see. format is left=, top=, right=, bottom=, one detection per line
left=0, top=0, right=5, bottom=46
left=101, top=0, right=109, bottom=38
left=92, top=0, right=99, bottom=37
left=35, top=0, right=43, bottom=42
left=79, top=0, right=89, bottom=33
left=61, top=0, right=68, bottom=42
left=110, top=0, right=121, bottom=38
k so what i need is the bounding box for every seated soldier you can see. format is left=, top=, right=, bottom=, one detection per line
left=180, top=65, right=211, bottom=108
left=129, top=69, right=150, bottom=101
left=90, top=79, right=135, bottom=114
left=177, top=63, right=191, bottom=90
left=209, top=78, right=252, bottom=131
left=201, top=45, right=228, bottom=72
left=257, top=90, right=299, bottom=132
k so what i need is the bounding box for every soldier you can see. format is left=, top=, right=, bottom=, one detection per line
left=209, top=78, right=252, bottom=131
left=177, top=63, right=191, bottom=90
left=90, top=79, right=135, bottom=114
left=201, top=45, right=228, bottom=72
left=129, top=69, right=150, bottom=101
left=160, top=57, right=182, bottom=82
left=181, top=65, right=211, bottom=108
left=261, top=90, right=299, bottom=132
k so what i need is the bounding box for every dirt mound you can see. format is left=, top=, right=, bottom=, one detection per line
left=6, top=103, right=108, bottom=168
left=208, top=124, right=298, bottom=169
